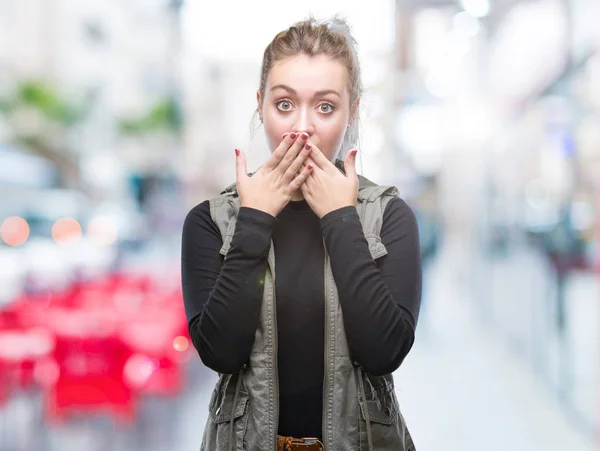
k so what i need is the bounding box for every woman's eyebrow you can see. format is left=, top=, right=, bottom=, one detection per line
left=271, top=84, right=341, bottom=98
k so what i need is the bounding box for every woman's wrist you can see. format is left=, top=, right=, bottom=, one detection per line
left=239, top=206, right=278, bottom=224
left=320, top=205, right=358, bottom=230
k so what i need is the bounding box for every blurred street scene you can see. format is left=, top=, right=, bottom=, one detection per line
left=0, top=0, right=598, bottom=450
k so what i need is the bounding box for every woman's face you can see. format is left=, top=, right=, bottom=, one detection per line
left=257, top=54, right=356, bottom=162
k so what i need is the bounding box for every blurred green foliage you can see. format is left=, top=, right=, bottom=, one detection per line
left=119, top=96, right=181, bottom=135
left=0, top=80, right=86, bottom=126
left=0, top=80, right=89, bottom=187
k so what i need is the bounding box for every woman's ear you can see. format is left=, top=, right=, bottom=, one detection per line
left=350, top=98, right=360, bottom=125
left=256, top=90, right=263, bottom=122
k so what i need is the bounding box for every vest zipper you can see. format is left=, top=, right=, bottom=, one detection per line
left=229, top=363, right=248, bottom=451
left=322, top=238, right=331, bottom=450
left=273, top=286, right=279, bottom=451
left=268, top=241, right=280, bottom=451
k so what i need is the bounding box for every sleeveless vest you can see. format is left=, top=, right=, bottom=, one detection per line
left=200, top=159, right=416, bottom=451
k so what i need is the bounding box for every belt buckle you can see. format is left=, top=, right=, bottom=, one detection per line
left=297, top=437, right=323, bottom=449
left=278, top=436, right=323, bottom=450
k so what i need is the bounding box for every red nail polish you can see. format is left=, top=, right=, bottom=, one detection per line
left=307, top=164, right=313, bottom=170
left=289, top=133, right=297, bottom=140
left=235, top=149, right=240, bottom=156
left=282, top=133, right=289, bottom=139
left=300, top=133, right=309, bottom=140
left=305, top=143, right=312, bottom=150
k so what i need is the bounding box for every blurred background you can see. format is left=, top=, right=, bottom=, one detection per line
left=0, top=0, right=598, bottom=450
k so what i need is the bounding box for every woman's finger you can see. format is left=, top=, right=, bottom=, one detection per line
left=276, top=132, right=309, bottom=176
left=283, top=141, right=312, bottom=185
left=344, top=149, right=358, bottom=180
left=235, top=148, right=247, bottom=181
left=263, top=133, right=298, bottom=171
left=307, top=144, right=333, bottom=171
left=291, top=160, right=313, bottom=190
left=302, top=156, right=318, bottom=172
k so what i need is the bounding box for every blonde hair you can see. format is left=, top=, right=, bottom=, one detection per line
left=255, top=15, right=363, bottom=159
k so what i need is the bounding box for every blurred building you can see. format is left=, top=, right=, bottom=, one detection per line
left=389, top=0, right=600, bottom=439
left=181, top=58, right=263, bottom=202
left=0, top=0, right=184, bottom=197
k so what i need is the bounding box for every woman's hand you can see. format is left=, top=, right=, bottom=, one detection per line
left=235, top=132, right=313, bottom=217
left=300, top=143, right=359, bottom=219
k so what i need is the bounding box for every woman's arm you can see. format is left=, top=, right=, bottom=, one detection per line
left=181, top=200, right=276, bottom=374
left=320, top=197, right=422, bottom=376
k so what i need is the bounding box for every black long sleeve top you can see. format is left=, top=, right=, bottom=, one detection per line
left=181, top=197, right=421, bottom=439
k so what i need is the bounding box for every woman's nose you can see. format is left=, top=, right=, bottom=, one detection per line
left=292, top=111, right=314, bottom=136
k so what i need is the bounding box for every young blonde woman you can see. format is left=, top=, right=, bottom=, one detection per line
left=181, top=16, right=421, bottom=451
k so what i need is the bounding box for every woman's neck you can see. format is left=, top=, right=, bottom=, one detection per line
left=290, top=190, right=304, bottom=202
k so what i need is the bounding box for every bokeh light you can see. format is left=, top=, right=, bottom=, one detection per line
left=172, top=335, right=189, bottom=352
left=33, top=357, right=60, bottom=386
left=87, top=216, right=118, bottom=246
left=52, top=217, right=82, bottom=244
left=1, top=216, right=30, bottom=246
left=123, top=354, right=159, bottom=387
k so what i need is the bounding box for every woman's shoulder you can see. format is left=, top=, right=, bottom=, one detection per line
left=182, top=199, right=224, bottom=245
left=183, top=199, right=212, bottom=227
left=385, top=195, right=413, bottom=213
left=382, top=196, right=418, bottom=230
left=185, top=188, right=238, bottom=217
left=183, top=192, right=242, bottom=232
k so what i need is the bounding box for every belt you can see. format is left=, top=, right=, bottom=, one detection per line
left=276, top=435, right=324, bottom=451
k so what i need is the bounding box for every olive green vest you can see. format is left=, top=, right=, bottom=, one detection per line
left=200, top=159, right=416, bottom=451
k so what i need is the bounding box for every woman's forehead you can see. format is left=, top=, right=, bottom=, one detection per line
left=267, top=55, right=350, bottom=97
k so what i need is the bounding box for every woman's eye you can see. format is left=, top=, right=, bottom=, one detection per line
left=319, top=103, right=335, bottom=114
left=276, top=100, right=293, bottom=111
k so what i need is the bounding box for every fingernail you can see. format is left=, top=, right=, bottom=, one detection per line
left=289, top=132, right=297, bottom=140
left=235, top=149, right=240, bottom=156
left=282, top=133, right=289, bottom=139
left=305, top=143, right=312, bottom=150
left=351, top=149, right=358, bottom=157
left=307, top=164, right=313, bottom=170
left=300, top=133, right=309, bottom=140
